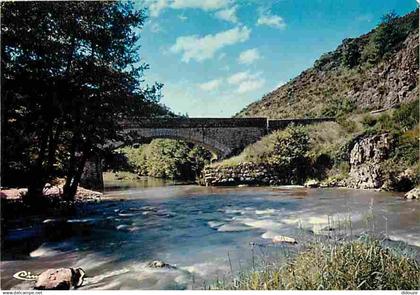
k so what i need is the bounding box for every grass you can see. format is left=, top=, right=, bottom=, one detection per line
left=212, top=237, right=420, bottom=290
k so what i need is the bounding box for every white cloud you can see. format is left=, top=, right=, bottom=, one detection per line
left=257, top=11, right=286, bottom=29
left=236, top=79, right=265, bottom=94
left=227, top=71, right=265, bottom=94
left=149, top=22, right=164, bottom=33
left=171, top=0, right=231, bottom=11
left=227, top=71, right=250, bottom=84
left=170, top=26, right=251, bottom=62
left=238, top=48, right=261, bottom=65
left=215, top=5, right=238, bottom=23
left=178, top=15, right=188, bottom=21
left=147, top=0, right=170, bottom=17
left=146, top=0, right=231, bottom=17
left=198, top=79, right=223, bottom=91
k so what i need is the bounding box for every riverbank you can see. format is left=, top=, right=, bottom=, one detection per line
left=200, top=129, right=418, bottom=194
left=211, top=236, right=420, bottom=290
left=0, top=182, right=102, bottom=220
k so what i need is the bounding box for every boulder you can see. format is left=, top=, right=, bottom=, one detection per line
left=272, top=235, right=297, bottom=244
left=404, top=187, right=419, bottom=199
left=304, top=179, right=320, bottom=188
left=147, top=260, right=176, bottom=269
left=34, top=268, right=85, bottom=290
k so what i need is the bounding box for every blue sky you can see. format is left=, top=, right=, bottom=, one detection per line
left=137, top=0, right=417, bottom=117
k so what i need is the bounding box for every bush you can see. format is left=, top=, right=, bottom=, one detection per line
left=393, top=100, right=419, bottom=132
left=322, top=98, right=355, bottom=117
left=361, top=114, right=377, bottom=128
left=337, top=116, right=357, bottom=133
left=118, top=139, right=212, bottom=180
left=219, top=239, right=420, bottom=290
left=362, top=100, right=419, bottom=135
left=341, top=39, right=361, bottom=68
left=392, top=128, right=419, bottom=166
left=266, top=125, right=310, bottom=166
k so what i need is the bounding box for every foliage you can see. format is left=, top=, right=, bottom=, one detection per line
left=364, top=100, right=418, bottom=136
left=341, top=39, right=361, bottom=68
left=1, top=1, right=164, bottom=199
left=393, top=99, right=419, bottom=132
left=215, top=126, right=311, bottom=183
left=217, top=238, right=420, bottom=290
left=361, top=114, right=377, bottom=128
left=118, top=139, right=212, bottom=180
left=362, top=11, right=417, bottom=63
left=336, top=116, right=358, bottom=133
left=321, top=97, right=355, bottom=117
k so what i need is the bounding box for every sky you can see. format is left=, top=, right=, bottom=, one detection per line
left=137, top=0, right=417, bottom=117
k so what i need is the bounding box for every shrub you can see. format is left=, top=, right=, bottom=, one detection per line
left=362, top=100, right=419, bottom=135
left=219, top=239, right=420, bottom=290
left=322, top=98, right=355, bottom=117
left=118, top=139, right=212, bottom=180
left=393, top=100, right=419, bottom=132
left=337, top=116, right=357, bottom=133
left=361, top=114, right=377, bottom=128
left=392, top=128, right=419, bottom=166
left=341, top=39, right=361, bottom=68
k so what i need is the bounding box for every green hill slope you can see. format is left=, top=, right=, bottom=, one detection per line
left=237, top=10, right=418, bottom=119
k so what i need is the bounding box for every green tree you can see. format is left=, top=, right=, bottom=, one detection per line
left=1, top=1, right=162, bottom=200
left=341, top=39, right=361, bottom=68
left=117, top=139, right=212, bottom=180
left=362, top=11, right=416, bottom=63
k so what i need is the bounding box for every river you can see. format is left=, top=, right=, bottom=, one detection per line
left=1, top=177, right=419, bottom=289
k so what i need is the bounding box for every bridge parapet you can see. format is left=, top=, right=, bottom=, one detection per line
left=268, top=117, right=335, bottom=131
left=121, top=117, right=334, bottom=130
left=121, top=117, right=268, bottom=129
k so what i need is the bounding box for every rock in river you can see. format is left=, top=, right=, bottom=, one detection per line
left=34, top=268, right=85, bottom=290
left=147, top=260, right=176, bottom=269
left=272, top=235, right=297, bottom=244
left=304, top=179, right=320, bottom=188
left=405, top=187, right=419, bottom=199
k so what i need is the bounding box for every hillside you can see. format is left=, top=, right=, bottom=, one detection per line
left=237, top=10, right=419, bottom=119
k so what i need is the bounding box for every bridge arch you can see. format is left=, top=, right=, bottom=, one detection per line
left=120, top=127, right=233, bottom=159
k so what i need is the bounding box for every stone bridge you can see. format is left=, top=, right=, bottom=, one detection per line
left=80, top=117, right=334, bottom=189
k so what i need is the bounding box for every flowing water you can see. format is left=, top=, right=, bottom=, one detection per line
left=1, top=178, right=419, bottom=290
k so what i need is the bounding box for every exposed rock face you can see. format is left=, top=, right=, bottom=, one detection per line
left=346, top=133, right=393, bottom=189
left=201, top=163, right=287, bottom=186
left=34, top=268, right=85, bottom=290
left=405, top=187, right=419, bottom=199
left=346, top=31, right=418, bottom=110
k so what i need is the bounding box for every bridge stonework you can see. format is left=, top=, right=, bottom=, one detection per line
left=121, top=118, right=269, bottom=158
left=81, top=117, right=334, bottom=190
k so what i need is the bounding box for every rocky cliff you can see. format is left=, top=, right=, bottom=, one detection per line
left=345, top=133, right=417, bottom=190
left=237, top=11, right=418, bottom=119
left=346, top=133, right=393, bottom=189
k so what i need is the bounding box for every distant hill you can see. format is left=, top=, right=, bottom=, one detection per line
left=236, top=10, right=419, bottom=119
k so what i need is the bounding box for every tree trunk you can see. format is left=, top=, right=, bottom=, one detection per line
left=63, top=145, right=90, bottom=201
left=27, top=125, right=50, bottom=199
